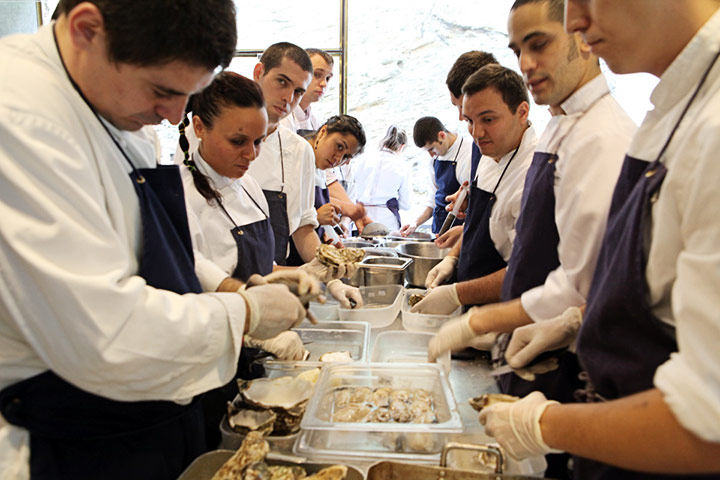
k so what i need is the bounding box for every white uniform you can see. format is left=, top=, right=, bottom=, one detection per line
left=279, top=104, right=320, bottom=133
left=520, top=74, right=637, bottom=321
left=423, top=131, right=473, bottom=210
left=636, top=9, right=720, bottom=443
left=246, top=125, right=319, bottom=236
left=0, top=26, right=247, bottom=477
left=475, top=126, right=537, bottom=260
left=352, top=148, right=411, bottom=229
left=182, top=151, right=270, bottom=291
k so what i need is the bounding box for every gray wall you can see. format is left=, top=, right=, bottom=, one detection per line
left=0, top=1, right=40, bottom=38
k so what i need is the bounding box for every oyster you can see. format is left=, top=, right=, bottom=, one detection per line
left=409, top=398, right=434, bottom=420
left=349, top=386, right=373, bottom=404
left=333, top=388, right=352, bottom=410
left=267, top=465, right=307, bottom=480
left=319, top=351, right=353, bottom=363
left=227, top=406, right=276, bottom=436
left=367, top=407, right=391, bottom=423
left=316, top=244, right=365, bottom=267
left=238, top=376, right=314, bottom=435
left=468, top=393, right=519, bottom=413
left=389, top=389, right=410, bottom=403
left=412, top=410, right=436, bottom=424
left=211, top=431, right=269, bottom=480
left=371, top=387, right=391, bottom=407
left=412, top=388, right=433, bottom=404
left=408, top=293, right=426, bottom=307
left=332, top=404, right=372, bottom=422
left=389, top=399, right=412, bottom=423
left=306, top=465, right=348, bottom=480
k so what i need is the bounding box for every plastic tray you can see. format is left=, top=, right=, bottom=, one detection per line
left=308, top=298, right=339, bottom=321
left=401, top=288, right=461, bottom=333
left=337, top=285, right=403, bottom=328
left=371, top=330, right=450, bottom=374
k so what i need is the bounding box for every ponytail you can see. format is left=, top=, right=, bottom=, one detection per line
left=380, top=125, right=407, bottom=152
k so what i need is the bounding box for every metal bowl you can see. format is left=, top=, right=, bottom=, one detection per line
left=395, top=242, right=451, bottom=287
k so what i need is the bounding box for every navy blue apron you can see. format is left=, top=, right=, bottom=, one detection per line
left=573, top=50, right=720, bottom=480
left=456, top=144, right=519, bottom=294
left=385, top=197, right=402, bottom=229
left=201, top=184, right=274, bottom=449
left=432, top=137, right=465, bottom=233
left=262, top=130, right=291, bottom=266
left=498, top=128, right=591, bottom=480
left=286, top=183, right=329, bottom=266
left=0, top=28, right=207, bottom=479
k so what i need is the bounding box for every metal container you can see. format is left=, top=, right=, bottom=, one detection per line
left=395, top=243, right=451, bottom=287
left=360, top=256, right=412, bottom=286
left=177, top=449, right=364, bottom=480
left=342, top=239, right=374, bottom=249
left=387, top=231, right=435, bottom=242
left=362, top=247, right=398, bottom=258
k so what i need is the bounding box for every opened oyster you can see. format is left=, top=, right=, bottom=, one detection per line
left=319, top=351, right=353, bottom=363
left=316, top=244, right=365, bottom=267
left=227, top=408, right=276, bottom=436
left=331, top=386, right=437, bottom=424
left=408, top=293, right=426, bottom=307
left=469, top=393, right=519, bottom=413
left=231, top=376, right=314, bottom=436
left=212, top=431, right=269, bottom=480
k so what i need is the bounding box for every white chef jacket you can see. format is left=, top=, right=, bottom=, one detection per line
left=279, top=104, right=320, bottom=133
left=0, top=25, right=247, bottom=477
left=627, top=9, right=720, bottom=443
left=520, top=74, right=636, bottom=322
left=423, top=131, right=473, bottom=209
left=474, top=126, right=537, bottom=261
left=246, top=125, right=319, bottom=236
left=352, top=149, right=411, bottom=229
left=182, top=151, right=270, bottom=291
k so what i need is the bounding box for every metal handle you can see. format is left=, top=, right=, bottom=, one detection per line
left=440, top=442, right=504, bottom=475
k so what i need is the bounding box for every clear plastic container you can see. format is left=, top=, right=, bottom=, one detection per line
left=308, top=298, right=339, bottom=321
left=371, top=331, right=450, bottom=374
left=296, top=363, right=462, bottom=461
left=337, top=285, right=403, bottom=328
left=401, top=288, right=461, bottom=333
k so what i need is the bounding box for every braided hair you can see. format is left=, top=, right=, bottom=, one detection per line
left=178, top=72, right=265, bottom=205
left=305, top=114, right=367, bottom=156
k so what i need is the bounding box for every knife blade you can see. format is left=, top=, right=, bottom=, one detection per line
left=489, top=364, right=514, bottom=377
left=489, top=347, right=568, bottom=377
left=437, top=184, right=468, bottom=236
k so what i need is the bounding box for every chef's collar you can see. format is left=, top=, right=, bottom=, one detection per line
left=560, top=73, right=610, bottom=117
left=193, top=150, right=236, bottom=189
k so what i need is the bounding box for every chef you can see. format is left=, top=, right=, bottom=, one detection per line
left=351, top=125, right=411, bottom=231
left=0, top=2, right=308, bottom=479
left=280, top=48, right=333, bottom=134
left=246, top=42, right=322, bottom=267
left=411, top=65, right=537, bottom=315
left=479, top=0, right=720, bottom=477
left=401, top=116, right=472, bottom=235
left=428, top=0, right=636, bottom=477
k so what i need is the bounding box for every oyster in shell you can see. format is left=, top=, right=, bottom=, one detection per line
left=371, top=387, right=391, bottom=407
left=389, top=389, right=410, bottom=403
left=408, top=293, right=426, bottom=307
left=332, top=403, right=372, bottom=422
left=333, top=388, right=352, bottom=410
left=319, top=351, right=353, bottom=363
left=468, top=393, right=519, bottom=413
left=316, top=244, right=365, bottom=267
left=349, top=386, right=373, bottom=404
left=211, top=431, right=269, bottom=480
left=389, top=399, right=412, bottom=423
left=227, top=406, right=276, bottom=436
left=238, top=376, right=314, bottom=435
left=367, top=407, right=391, bottom=423
left=306, top=465, right=348, bottom=480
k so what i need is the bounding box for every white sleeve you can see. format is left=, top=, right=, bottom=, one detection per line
left=521, top=128, right=626, bottom=321
left=186, top=204, right=230, bottom=292
left=653, top=130, right=720, bottom=442
left=456, top=144, right=472, bottom=185
left=297, top=142, right=320, bottom=230
left=0, top=110, right=246, bottom=402
left=424, top=159, right=438, bottom=209
left=398, top=160, right=412, bottom=211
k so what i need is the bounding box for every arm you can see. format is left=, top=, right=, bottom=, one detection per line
left=327, top=180, right=366, bottom=221
left=292, top=224, right=321, bottom=263
left=456, top=268, right=506, bottom=306
left=401, top=206, right=432, bottom=235
left=468, top=297, right=533, bottom=334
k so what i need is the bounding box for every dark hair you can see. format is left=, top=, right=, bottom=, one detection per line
left=179, top=72, right=265, bottom=205
left=260, top=42, right=313, bottom=74
left=57, top=0, right=237, bottom=70
left=307, top=114, right=367, bottom=155
left=306, top=48, right=334, bottom=67
left=462, top=64, right=529, bottom=114
left=446, top=51, right=498, bottom=99
left=511, top=0, right=564, bottom=23
left=380, top=125, right=407, bottom=152
left=413, top=117, right=448, bottom=148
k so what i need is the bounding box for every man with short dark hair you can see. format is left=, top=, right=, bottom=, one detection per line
left=0, top=2, right=309, bottom=478
left=281, top=48, right=334, bottom=133
left=400, top=116, right=472, bottom=235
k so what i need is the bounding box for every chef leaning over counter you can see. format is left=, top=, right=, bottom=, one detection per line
left=479, top=0, right=720, bottom=478
left=0, top=1, right=310, bottom=479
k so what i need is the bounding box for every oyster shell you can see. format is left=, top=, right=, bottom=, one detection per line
left=371, top=387, right=391, bottom=407
left=316, top=244, right=365, bottom=267
left=367, top=407, right=391, bottom=423
left=333, top=388, right=352, bottom=410
left=408, top=293, right=426, bottom=307
left=389, top=389, right=410, bottom=403
left=332, top=403, right=372, bottom=422
left=319, top=351, right=353, bottom=363
left=238, top=376, right=314, bottom=435
left=389, top=399, right=412, bottom=423
left=227, top=406, right=276, bottom=436
left=468, top=393, right=519, bottom=413
left=211, top=431, right=269, bottom=480
left=306, top=465, right=348, bottom=480
left=267, top=465, right=307, bottom=480
left=349, top=386, right=373, bottom=404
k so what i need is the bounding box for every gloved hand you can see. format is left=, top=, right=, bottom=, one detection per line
left=245, top=331, right=307, bottom=360
left=246, top=270, right=321, bottom=300
left=237, top=284, right=306, bottom=340
left=411, top=284, right=461, bottom=315
left=434, top=225, right=463, bottom=249
left=425, top=255, right=458, bottom=288
left=326, top=279, right=364, bottom=309
left=478, top=391, right=561, bottom=460
left=399, top=222, right=417, bottom=237
left=299, top=258, right=351, bottom=283
left=506, top=306, right=582, bottom=370
left=427, top=310, right=478, bottom=362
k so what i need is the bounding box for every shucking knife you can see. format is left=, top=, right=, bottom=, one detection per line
left=490, top=347, right=568, bottom=377
left=437, top=183, right=468, bottom=236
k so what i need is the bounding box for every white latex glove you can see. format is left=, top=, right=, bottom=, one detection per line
left=427, top=310, right=477, bottom=362
left=237, top=284, right=306, bottom=340
left=326, top=279, right=364, bottom=309
left=245, top=331, right=307, bottom=360
left=479, top=391, right=561, bottom=460
left=506, top=306, right=582, bottom=370
left=425, top=255, right=458, bottom=288
left=410, top=284, right=461, bottom=315
left=299, top=258, right=350, bottom=283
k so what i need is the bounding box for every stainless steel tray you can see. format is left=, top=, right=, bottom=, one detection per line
left=177, top=449, right=364, bottom=480
left=357, top=256, right=412, bottom=271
